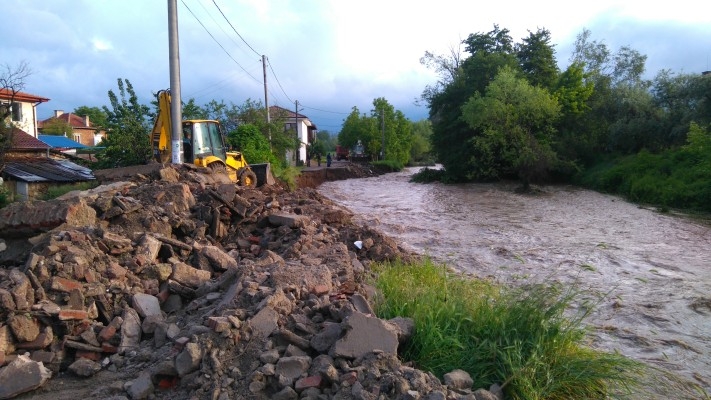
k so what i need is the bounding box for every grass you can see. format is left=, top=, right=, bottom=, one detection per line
left=371, top=258, right=703, bottom=399
left=41, top=181, right=99, bottom=201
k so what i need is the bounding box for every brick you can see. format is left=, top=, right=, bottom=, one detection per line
left=51, top=277, right=83, bottom=293
left=75, top=350, right=102, bottom=361
left=101, top=343, right=118, bottom=354
left=295, top=375, right=322, bottom=391
left=98, top=325, right=117, bottom=343
left=58, top=309, right=89, bottom=321
left=16, top=329, right=53, bottom=350
left=312, top=284, right=330, bottom=296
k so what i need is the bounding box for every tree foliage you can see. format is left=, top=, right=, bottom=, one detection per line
left=338, top=99, right=413, bottom=165
left=40, top=118, right=74, bottom=136
left=462, top=67, right=561, bottom=187
left=410, top=119, right=433, bottom=163
left=94, top=78, right=152, bottom=168
left=227, top=123, right=278, bottom=166
left=73, top=106, right=109, bottom=129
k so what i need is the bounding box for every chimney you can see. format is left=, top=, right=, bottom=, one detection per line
left=84, top=115, right=90, bottom=127
left=54, top=110, right=64, bottom=118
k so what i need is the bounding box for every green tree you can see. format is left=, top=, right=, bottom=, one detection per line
left=39, top=118, right=73, bottom=136
left=73, top=106, right=108, bottom=129
left=95, top=78, right=152, bottom=168
left=652, top=70, right=711, bottom=147
left=316, top=130, right=337, bottom=153
left=427, top=25, right=520, bottom=181
left=410, top=119, right=433, bottom=163
left=181, top=98, right=208, bottom=120
left=552, top=62, right=595, bottom=167
left=462, top=66, right=561, bottom=189
left=338, top=106, right=378, bottom=158
left=516, top=28, right=559, bottom=90
left=227, top=123, right=278, bottom=165
left=568, top=28, right=651, bottom=156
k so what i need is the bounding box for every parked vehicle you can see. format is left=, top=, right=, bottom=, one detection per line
left=335, top=145, right=349, bottom=161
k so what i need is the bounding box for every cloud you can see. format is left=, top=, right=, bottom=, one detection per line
left=91, top=38, right=113, bottom=52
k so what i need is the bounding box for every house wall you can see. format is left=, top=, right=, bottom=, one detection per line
left=72, top=127, right=102, bottom=146
left=296, top=119, right=310, bottom=164
left=2, top=179, right=49, bottom=202
left=7, top=102, right=38, bottom=137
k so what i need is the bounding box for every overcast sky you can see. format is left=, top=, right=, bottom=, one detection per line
left=3, top=0, right=710, bottom=133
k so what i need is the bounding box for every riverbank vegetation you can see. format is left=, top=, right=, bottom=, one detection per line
left=413, top=25, right=711, bottom=212
left=372, top=258, right=706, bottom=399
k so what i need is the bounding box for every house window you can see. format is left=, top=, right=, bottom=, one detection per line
left=74, top=134, right=82, bottom=143
left=11, top=102, right=22, bottom=121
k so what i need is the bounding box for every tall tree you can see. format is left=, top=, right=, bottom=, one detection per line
left=552, top=62, right=595, bottom=167
left=419, top=42, right=463, bottom=105
left=95, top=78, right=152, bottom=168
left=410, top=119, right=433, bottom=163
left=462, top=66, right=561, bottom=189
left=338, top=106, right=378, bottom=158
left=516, top=28, right=559, bottom=89
left=74, top=106, right=109, bottom=129
left=652, top=70, right=711, bottom=147
left=428, top=25, right=519, bottom=180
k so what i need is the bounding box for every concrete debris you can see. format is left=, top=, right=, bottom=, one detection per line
left=0, top=163, right=501, bottom=400
left=0, top=354, right=51, bottom=399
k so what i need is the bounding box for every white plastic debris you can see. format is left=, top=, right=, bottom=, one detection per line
left=354, top=241, right=363, bottom=250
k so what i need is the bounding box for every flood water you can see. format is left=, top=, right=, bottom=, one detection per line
left=319, top=167, right=711, bottom=393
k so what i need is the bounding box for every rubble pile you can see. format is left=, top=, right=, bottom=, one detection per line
left=0, top=165, right=501, bottom=400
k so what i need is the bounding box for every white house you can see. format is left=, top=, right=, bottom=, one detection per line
left=269, top=105, right=317, bottom=166
left=0, top=88, right=50, bottom=138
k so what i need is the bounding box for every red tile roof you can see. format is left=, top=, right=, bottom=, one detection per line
left=8, top=127, right=51, bottom=150
left=0, top=88, right=50, bottom=103
left=39, top=112, right=92, bottom=129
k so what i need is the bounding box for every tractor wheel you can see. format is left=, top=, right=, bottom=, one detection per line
left=208, top=162, right=227, bottom=174
left=239, top=169, right=258, bottom=188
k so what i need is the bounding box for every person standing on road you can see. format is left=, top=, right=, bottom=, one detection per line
left=326, top=152, right=332, bottom=167
left=316, top=152, right=321, bottom=167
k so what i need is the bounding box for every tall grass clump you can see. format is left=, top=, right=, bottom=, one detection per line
left=372, top=258, right=660, bottom=399
left=41, top=181, right=99, bottom=201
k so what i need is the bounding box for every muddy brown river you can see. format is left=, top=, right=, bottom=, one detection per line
left=319, top=167, right=711, bottom=393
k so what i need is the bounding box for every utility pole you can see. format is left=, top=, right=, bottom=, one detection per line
left=262, top=55, right=271, bottom=146
left=380, top=108, right=385, bottom=160
left=294, top=100, right=299, bottom=165
left=168, top=0, right=183, bottom=164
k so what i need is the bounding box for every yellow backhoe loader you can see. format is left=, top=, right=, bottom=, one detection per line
left=151, top=89, right=258, bottom=187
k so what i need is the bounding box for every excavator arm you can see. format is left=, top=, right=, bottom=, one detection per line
left=151, top=89, right=173, bottom=164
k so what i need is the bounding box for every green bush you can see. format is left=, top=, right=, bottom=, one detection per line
left=371, top=258, right=694, bottom=399
left=41, top=181, right=99, bottom=201
left=578, top=146, right=711, bottom=212
left=372, top=159, right=403, bottom=172
left=0, top=185, right=10, bottom=208
left=410, top=167, right=448, bottom=183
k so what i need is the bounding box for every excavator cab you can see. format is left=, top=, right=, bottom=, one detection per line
left=182, top=120, right=225, bottom=165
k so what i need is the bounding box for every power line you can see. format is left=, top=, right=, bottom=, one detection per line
left=180, top=0, right=261, bottom=85
left=211, top=0, right=261, bottom=58
left=195, top=0, right=255, bottom=59
left=300, top=104, right=350, bottom=115
left=266, top=59, right=294, bottom=104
